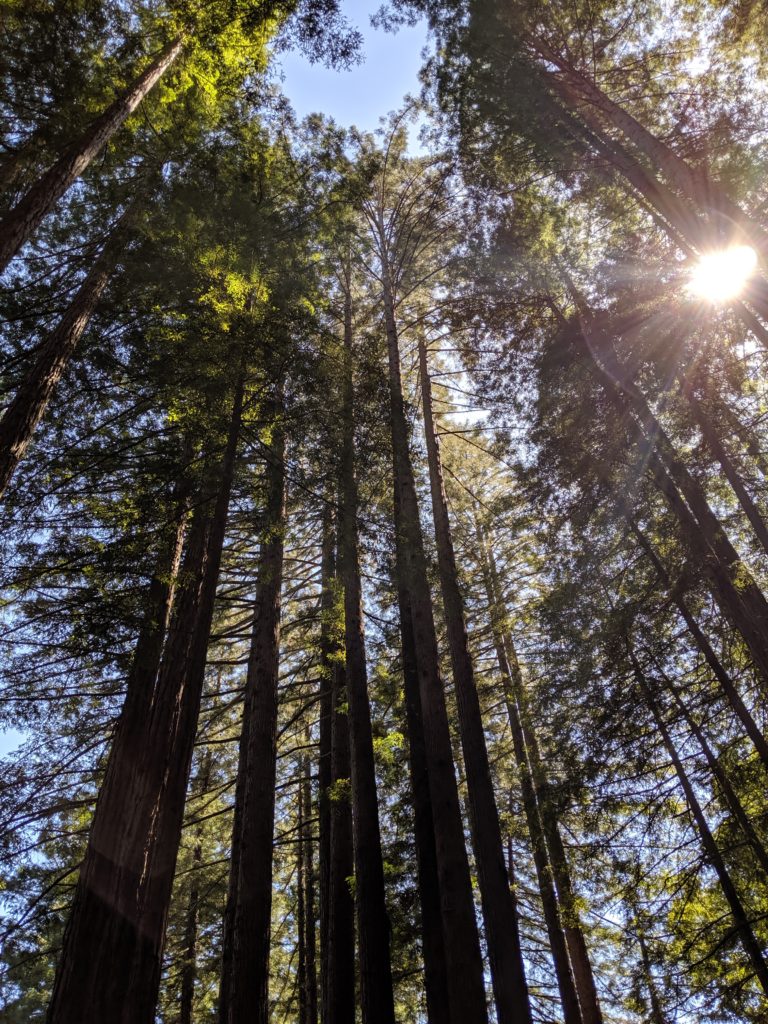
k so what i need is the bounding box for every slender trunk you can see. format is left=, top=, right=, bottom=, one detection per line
left=0, top=37, right=183, bottom=272
left=326, top=659, right=355, bottom=1024
left=298, top=766, right=308, bottom=1024
left=617, top=514, right=768, bottom=773
left=381, top=261, right=489, bottom=1024
left=481, top=530, right=602, bottom=1024
left=630, top=650, right=768, bottom=996
left=419, top=338, right=531, bottom=1024
left=568, top=304, right=768, bottom=686
left=48, top=374, right=244, bottom=1024
left=652, top=661, right=768, bottom=879
left=338, top=282, right=396, bottom=1024
left=179, top=752, right=211, bottom=1024
left=396, top=588, right=451, bottom=1024
left=637, top=931, right=669, bottom=1024
left=301, top=751, right=318, bottom=1024
left=227, top=389, right=286, bottom=1024
left=530, top=35, right=768, bottom=260
left=476, top=534, right=582, bottom=1024
left=685, top=390, right=768, bottom=558
left=0, top=237, right=119, bottom=497
left=317, top=510, right=335, bottom=1024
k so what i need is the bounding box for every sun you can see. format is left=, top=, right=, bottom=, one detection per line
left=687, top=245, right=758, bottom=303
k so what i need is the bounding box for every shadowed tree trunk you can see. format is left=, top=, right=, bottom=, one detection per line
left=419, top=337, right=531, bottom=1024
left=48, top=372, right=244, bottom=1024
left=479, top=525, right=602, bottom=1024
left=629, top=648, right=768, bottom=996
left=317, top=508, right=335, bottom=1024
left=179, top=750, right=212, bottom=1024
left=0, top=37, right=183, bottom=272
left=338, top=277, right=396, bottom=1024
left=0, top=224, right=127, bottom=498
left=298, top=750, right=318, bottom=1024
left=380, top=254, right=489, bottom=1024
left=225, top=385, right=286, bottom=1024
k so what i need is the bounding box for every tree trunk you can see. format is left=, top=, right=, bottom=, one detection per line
left=338, top=281, right=396, bottom=1024
left=0, top=236, right=119, bottom=498
left=480, top=527, right=603, bottom=1024
left=396, top=587, right=451, bottom=1024
left=317, top=509, right=335, bottom=1024
left=48, top=373, right=244, bottom=1024
left=476, top=534, right=582, bottom=1024
left=637, top=931, right=669, bottom=1024
left=381, top=259, right=489, bottom=1024
left=0, top=37, right=183, bottom=272
left=326, top=659, right=356, bottom=1024
left=179, top=751, right=211, bottom=1024
left=300, top=750, right=318, bottom=1024
left=226, top=387, right=286, bottom=1024
left=685, top=389, right=768, bottom=558
left=630, top=649, right=768, bottom=996
left=567, top=303, right=768, bottom=687
left=650, top=659, right=768, bottom=880
left=419, top=337, right=531, bottom=1024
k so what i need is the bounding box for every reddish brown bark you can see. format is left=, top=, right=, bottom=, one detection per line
left=0, top=37, right=183, bottom=272
left=419, top=338, right=531, bottom=1024
left=48, top=374, right=244, bottom=1024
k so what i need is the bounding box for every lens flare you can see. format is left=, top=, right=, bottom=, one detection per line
left=687, top=245, right=758, bottom=303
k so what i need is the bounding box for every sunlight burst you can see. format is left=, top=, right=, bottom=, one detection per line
left=687, top=245, right=758, bottom=303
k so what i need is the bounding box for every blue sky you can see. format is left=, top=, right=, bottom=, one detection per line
left=276, top=0, right=429, bottom=131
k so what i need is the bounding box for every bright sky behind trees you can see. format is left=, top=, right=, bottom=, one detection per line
left=276, top=0, right=428, bottom=131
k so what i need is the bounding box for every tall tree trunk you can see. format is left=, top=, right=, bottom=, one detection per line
left=610, top=506, right=768, bottom=772
left=566, top=301, right=768, bottom=686
left=630, top=649, right=768, bottom=996
left=326, top=659, right=355, bottom=1024
left=338, top=280, right=396, bottom=1024
left=317, top=509, right=335, bottom=1024
left=418, top=337, right=531, bottom=1024
left=476, top=534, right=582, bottom=1024
left=0, top=37, right=183, bottom=272
left=480, top=526, right=603, bottom=1024
left=381, top=257, right=489, bottom=1024
left=529, top=35, right=768, bottom=261
left=179, top=751, right=212, bottom=1024
left=396, top=587, right=451, bottom=1024
left=298, top=755, right=317, bottom=1024
left=0, top=233, right=121, bottom=498
left=650, top=659, right=768, bottom=879
left=226, top=387, right=286, bottom=1024
left=48, top=372, right=244, bottom=1024
left=300, top=750, right=318, bottom=1024
left=636, top=930, right=669, bottom=1024
left=685, top=389, right=768, bottom=558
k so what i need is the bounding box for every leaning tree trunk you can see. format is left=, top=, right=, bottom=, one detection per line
left=225, top=387, right=286, bottom=1024
left=338, top=282, right=396, bottom=1024
left=381, top=257, right=489, bottom=1024
left=630, top=649, right=768, bottom=996
left=47, top=372, right=244, bottom=1024
left=0, top=37, right=183, bottom=272
left=476, top=536, right=582, bottom=1024
left=480, top=526, right=603, bottom=1024
left=0, top=226, right=124, bottom=498
left=419, top=337, right=531, bottom=1024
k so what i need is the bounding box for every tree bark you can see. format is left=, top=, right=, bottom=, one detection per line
left=48, top=372, right=244, bottom=1024
left=0, top=233, right=120, bottom=498
left=419, top=337, right=531, bottom=1024
left=300, top=750, right=318, bottom=1024
left=0, top=37, right=183, bottom=272
left=381, top=257, right=489, bottom=1024
left=630, top=649, right=768, bottom=996
left=226, top=386, right=286, bottom=1024
left=476, top=533, right=582, bottom=1024
left=179, top=751, right=211, bottom=1024
left=338, top=280, right=397, bottom=1024
left=317, top=509, right=335, bottom=1024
